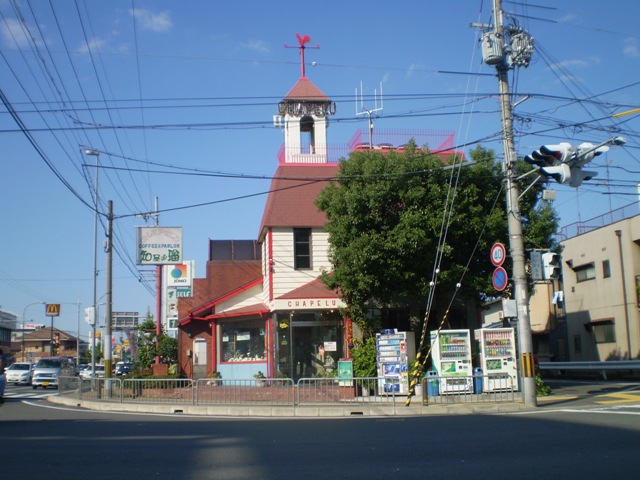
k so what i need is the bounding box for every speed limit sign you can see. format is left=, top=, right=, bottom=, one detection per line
left=490, top=243, right=506, bottom=267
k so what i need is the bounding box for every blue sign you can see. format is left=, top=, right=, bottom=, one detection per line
left=492, top=267, right=508, bottom=291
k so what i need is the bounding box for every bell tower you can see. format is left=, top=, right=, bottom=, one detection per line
left=274, top=34, right=336, bottom=164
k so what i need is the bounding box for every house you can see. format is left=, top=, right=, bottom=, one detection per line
left=556, top=206, right=640, bottom=362
left=177, top=49, right=349, bottom=380
left=22, top=326, right=83, bottom=364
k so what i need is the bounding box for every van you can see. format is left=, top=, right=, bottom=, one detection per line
left=32, top=356, right=75, bottom=389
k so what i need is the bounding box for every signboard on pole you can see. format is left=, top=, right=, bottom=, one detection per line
left=490, top=243, right=506, bottom=267
left=492, top=267, right=508, bottom=291
left=136, top=227, right=183, bottom=265
left=45, top=304, right=60, bottom=317
left=165, top=260, right=194, bottom=287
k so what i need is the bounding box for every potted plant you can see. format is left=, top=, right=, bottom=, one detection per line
left=254, top=371, right=266, bottom=387
left=207, top=370, right=222, bottom=386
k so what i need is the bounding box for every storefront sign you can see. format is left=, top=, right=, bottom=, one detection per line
left=136, top=227, right=183, bottom=265
left=324, top=341, right=337, bottom=352
left=272, top=298, right=346, bottom=310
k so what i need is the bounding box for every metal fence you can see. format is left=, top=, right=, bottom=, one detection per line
left=58, top=373, right=517, bottom=408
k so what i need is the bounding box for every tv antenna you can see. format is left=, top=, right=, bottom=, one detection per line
left=355, top=81, right=384, bottom=148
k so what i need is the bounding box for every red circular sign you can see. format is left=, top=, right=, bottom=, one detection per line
left=491, top=243, right=506, bottom=267
left=492, top=267, right=508, bottom=291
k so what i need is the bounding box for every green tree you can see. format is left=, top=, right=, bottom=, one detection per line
left=316, top=142, right=558, bottom=329
left=136, top=315, right=157, bottom=370
left=158, top=336, right=177, bottom=364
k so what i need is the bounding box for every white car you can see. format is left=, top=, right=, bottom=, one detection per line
left=79, top=365, right=105, bottom=379
left=6, top=362, right=33, bottom=385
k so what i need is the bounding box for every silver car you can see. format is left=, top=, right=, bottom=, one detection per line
left=6, top=362, right=33, bottom=385
left=32, top=357, right=75, bottom=389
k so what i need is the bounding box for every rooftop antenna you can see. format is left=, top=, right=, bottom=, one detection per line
left=355, top=81, right=384, bottom=148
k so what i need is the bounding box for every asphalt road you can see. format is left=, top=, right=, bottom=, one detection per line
left=2, top=380, right=639, bottom=480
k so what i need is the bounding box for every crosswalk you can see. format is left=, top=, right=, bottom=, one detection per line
left=2, top=389, right=58, bottom=401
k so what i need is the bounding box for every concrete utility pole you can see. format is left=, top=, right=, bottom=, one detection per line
left=491, top=0, right=537, bottom=406
left=104, top=200, right=113, bottom=378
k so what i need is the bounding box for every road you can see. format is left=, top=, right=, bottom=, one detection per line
left=2, top=380, right=639, bottom=480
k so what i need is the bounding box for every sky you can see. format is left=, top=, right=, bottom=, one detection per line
left=1, top=0, right=639, bottom=342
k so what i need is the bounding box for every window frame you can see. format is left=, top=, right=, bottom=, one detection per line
left=293, top=228, right=312, bottom=270
left=592, top=322, right=616, bottom=344
left=219, top=319, right=267, bottom=363
left=574, top=263, right=596, bottom=283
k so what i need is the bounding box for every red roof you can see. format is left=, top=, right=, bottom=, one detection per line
left=259, top=163, right=339, bottom=239
left=284, top=77, right=329, bottom=102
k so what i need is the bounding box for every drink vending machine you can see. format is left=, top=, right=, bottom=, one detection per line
left=476, top=327, right=519, bottom=392
left=429, top=329, right=473, bottom=394
left=376, top=329, right=415, bottom=395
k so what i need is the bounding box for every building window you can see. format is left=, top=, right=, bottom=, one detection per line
left=293, top=228, right=311, bottom=270
left=602, top=260, right=611, bottom=278
left=573, top=335, right=582, bottom=354
left=220, top=320, right=266, bottom=362
left=575, top=263, right=596, bottom=283
left=593, top=322, right=615, bottom=344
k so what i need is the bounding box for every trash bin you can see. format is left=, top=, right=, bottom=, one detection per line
left=426, top=370, right=439, bottom=397
left=473, top=367, right=483, bottom=394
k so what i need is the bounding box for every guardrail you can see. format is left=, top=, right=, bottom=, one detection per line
left=57, top=374, right=516, bottom=410
left=538, top=361, right=640, bottom=380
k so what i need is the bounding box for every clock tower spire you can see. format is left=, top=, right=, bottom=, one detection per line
left=275, top=34, right=335, bottom=164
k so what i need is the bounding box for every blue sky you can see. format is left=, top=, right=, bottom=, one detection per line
left=1, top=1, right=639, bottom=340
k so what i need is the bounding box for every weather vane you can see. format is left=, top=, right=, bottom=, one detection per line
left=285, top=33, right=319, bottom=78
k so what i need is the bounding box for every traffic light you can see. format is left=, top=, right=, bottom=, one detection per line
left=84, top=306, right=95, bottom=326
left=524, top=142, right=574, bottom=167
left=539, top=163, right=571, bottom=184
left=566, top=167, right=598, bottom=188
left=573, top=142, right=609, bottom=166
left=542, top=252, right=561, bottom=279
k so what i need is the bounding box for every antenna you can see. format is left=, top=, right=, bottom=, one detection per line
left=355, top=81, right=384, bottom=148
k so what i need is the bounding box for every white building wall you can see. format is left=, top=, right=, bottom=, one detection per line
left=269, top=227, right=331, bottom=299
left=217, top=284, right=264, bottom=313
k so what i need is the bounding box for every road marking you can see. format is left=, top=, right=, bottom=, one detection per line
left=597, top=392, right=640, bottom=405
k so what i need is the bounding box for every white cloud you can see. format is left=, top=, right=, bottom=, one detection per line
left=131, top=9, right=172, bottom=32
left=239, top=39, right=269, bottom=53
left=623, top=37, right=640, bottom=58
left=1, top=17, right=33, bottom=48
left=76, top=37, right=106, bottom=55
left=406, top=63, right=418, bottom=77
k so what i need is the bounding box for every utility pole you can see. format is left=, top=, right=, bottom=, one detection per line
left=154, top=197, right=162, bottom=365
left=104, top=200, right=113, bottom=378
left=487, top=0, right=537, bottom=406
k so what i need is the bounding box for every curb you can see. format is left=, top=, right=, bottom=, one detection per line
left=49, top=395, right=531, bottom=417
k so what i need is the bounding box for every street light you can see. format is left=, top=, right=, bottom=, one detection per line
left=84, top=148, right=100, bottom=376
left=22, top=302, right=44, bottom=361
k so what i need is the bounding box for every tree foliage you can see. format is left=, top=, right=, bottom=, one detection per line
left=136, top=316, right=157, bottom=369
left=316, top=141, right=558, bottom=328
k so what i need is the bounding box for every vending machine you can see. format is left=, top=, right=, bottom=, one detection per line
left=477, top=327, right=519, bottom=392
left=376, top=329, right=415, bottom=395
left=430, top=329, right=473, bottom=394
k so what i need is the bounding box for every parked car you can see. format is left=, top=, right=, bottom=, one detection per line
left=79, top=365, right=105, bottom=379
left=5, top=362, right=33, bottom=385
left=32, top=356, right=75, bottom=389
left=115, top=362, right=132, bottom=376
